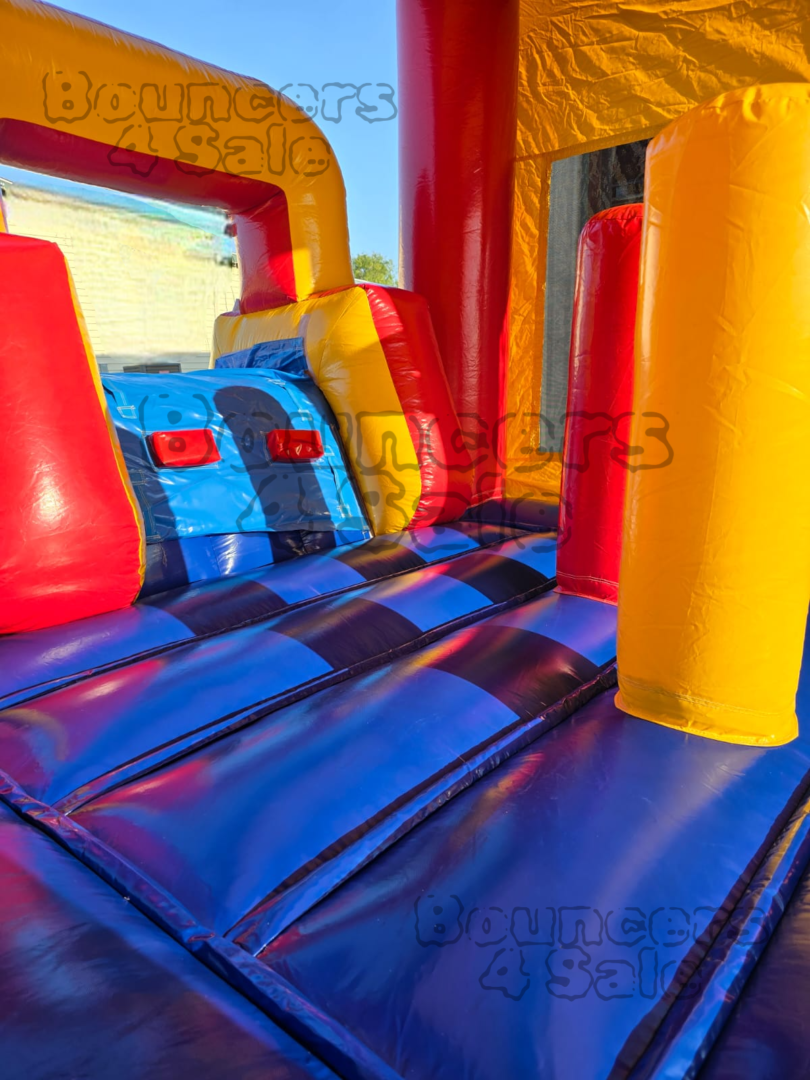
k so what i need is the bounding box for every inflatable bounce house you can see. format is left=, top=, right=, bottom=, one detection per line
left=2, top=0, right=810, bottom=1077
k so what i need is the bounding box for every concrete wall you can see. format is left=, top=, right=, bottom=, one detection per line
left=3, top=184, right=241, bottom=371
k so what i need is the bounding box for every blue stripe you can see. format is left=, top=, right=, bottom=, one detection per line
left=369, top=571, right=490, bottom=629
left=262, top=554, right=368, bottom=601
left=395, top=524, right=484, bottom=559
left=0, top=606, right=196, bottom=703
left=251, top=687, right=810, bottom=1080
left=493, top=591, right=617, bottom=665
left=494, top=534, right=558, bottom=579
left=0, top=803, right=340, bottom=1080
left=0, top=628, right=332, bottom=804
left=0, top=525, right=552, bottom=708
left=72, top=667, right=517, bottom=934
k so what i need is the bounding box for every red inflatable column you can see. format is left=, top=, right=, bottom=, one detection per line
left=0, top=234, right=144, bottom=632
left=556, top=204, right=643, bottom=604
left=397, top=0, right=519, bottom=500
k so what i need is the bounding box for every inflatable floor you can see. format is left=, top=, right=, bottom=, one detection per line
left=3, top=3, right=810, bottom=1078
left=2, top=515, right=810, bottom=1079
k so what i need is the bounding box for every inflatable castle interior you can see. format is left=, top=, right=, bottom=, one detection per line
left=1, top=1, right=810, bottom=1077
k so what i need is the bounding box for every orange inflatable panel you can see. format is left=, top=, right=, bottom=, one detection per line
left=0, top=233, right=144, bottom=633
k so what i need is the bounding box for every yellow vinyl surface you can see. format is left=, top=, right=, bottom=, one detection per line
left=212, top=287, right=422, bottom=535
left=507, top=0, right=810, bottom=500
left=615, top=84, right=810, bottom=746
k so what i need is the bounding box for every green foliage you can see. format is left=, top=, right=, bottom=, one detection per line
left=352, top=251, right=396, bottom=287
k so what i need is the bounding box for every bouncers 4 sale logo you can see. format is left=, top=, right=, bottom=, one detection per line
left=41, top=71, right=395, bottom=180
left=413, top=894, right=766, bottom=1002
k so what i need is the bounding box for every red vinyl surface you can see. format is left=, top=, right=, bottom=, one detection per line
left=150, top=430, right=221, bottom=468
left=556, top=204, right=643, bottom=604
left=361, top=283, right=474, bottom=526
left=0, top=233, right=144, bottom=632
left=267, top=429, right=324, bottom=462
left=397, top=0, right=519, bottom=499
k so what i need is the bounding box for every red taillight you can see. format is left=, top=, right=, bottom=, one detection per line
left=150, top=429, right=221, bottom=467
left=267, top=429, right=324, bottom=461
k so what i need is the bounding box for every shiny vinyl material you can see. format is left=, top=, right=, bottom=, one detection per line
left=4, top=4, right=810, bottom=1076
left=214, top=285, right=475, bottom=532
left=103, top=370, right=366, bottom=541
left=0, top=233, right=144, bottom=633
left=0, top=802, right=336, bottom=1080
left=360, top=284, right=475, bottom=526
left=4, top=518, right=810, bottom=1078
left=616, top=86, right=810, bottom=746
left=214, top=289, right=424, bottom=534
left=257, top=657, right=810, bottom=1080
left=700, top=857, right=810, bottom=1080
left=0, top=0, right=353, bottom=307
left=507, top=2, right=810, bottom=501
left=0, top=519, right=531, bottom=707
left=68, top=589, right=614, bottom=938
left=556, top=205, right=642, bottom=604
left=0, top=532, right=558, bottom=807
left=397, top=0, right=519, bottom=496
left=139, top=526, right=370, bottom=596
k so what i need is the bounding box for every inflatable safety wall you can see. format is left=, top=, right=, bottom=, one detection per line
left=104, top=368, right=368, bottom=530
left=0, top=234, right=144, bottom=632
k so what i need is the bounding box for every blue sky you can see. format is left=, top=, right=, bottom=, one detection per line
left=5, top=0, right=399, bottom=262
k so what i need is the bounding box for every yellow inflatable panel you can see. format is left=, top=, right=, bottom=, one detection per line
left=212, top=288, right=422, bottom=535
left=508, top=0, right=810, bottom=500
left=615, top=84, right=810, bottom=746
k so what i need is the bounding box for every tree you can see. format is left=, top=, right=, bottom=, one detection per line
left=352, top=251, right=396, bottom=286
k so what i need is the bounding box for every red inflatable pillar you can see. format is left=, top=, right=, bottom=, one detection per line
left=556, top=204, right=643, bottom=604
left=0, top=234, right=144, bottom=632
left=397, top=0, right=519, bottom=500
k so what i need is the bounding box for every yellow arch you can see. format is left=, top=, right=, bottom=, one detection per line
left=0, top=0, right=353, bottom=302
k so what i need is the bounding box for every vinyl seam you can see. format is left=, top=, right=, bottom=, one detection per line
left=0, top=770, right=401, bottom=1080
left=1, top=525, right=547, bottom=710
left=57, top=571, right=559, bottom=814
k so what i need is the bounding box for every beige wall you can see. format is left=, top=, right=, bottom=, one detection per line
left=3, top=184, right=241, bottom=370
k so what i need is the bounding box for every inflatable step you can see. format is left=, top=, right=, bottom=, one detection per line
left=0, top=533, right=557, bottom=806
left=64, top=591, right=616, bottom=940
left=0, top=519, right=544, bottom=708
left=0, top=802, right=337, bottom=1080
left=252, top=642, right=810, bottom=1080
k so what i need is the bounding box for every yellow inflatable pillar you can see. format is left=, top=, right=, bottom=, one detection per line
left=616, top=84, right=810, bottom=746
